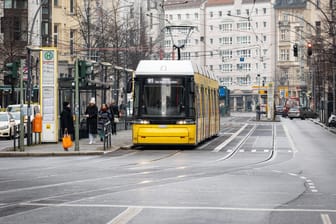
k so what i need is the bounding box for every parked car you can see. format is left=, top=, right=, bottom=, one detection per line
left=288, top=107, right=317, bottom=120
left=0, top=112, right=17, bottom=139
left=300, top=107, right=318, bottom=119
left=6, top=104, right=40, bottom=123
left=288, top=107, right=301, bottom=120
left=9, top=111, right=27, bottom=134
left=275, top=105, right=284, bottom=115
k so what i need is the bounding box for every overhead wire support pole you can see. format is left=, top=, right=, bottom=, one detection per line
left=74, top=59, right=80, bottom=151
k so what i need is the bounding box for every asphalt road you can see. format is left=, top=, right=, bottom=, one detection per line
left=0, top=114, right=335, bottom=224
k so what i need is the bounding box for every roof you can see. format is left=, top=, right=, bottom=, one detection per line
left=164, top=0, right=206, bottom=9
left=206, top=0, right=234, bottom=6
left=135, top=60, right=218, bottom=80
left=136, top=60, right=195, bottom=76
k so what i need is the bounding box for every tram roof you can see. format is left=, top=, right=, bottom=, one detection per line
left=135, top=60, right=217, bottom=80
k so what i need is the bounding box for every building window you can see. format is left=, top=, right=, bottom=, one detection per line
left=210, top=11, right=213, bottom=17
left=279, top=49, right=289, bottom=61
left=263, top=8, right=267, bottom=14
left=237, top=36, right=251, bottom=44
left=221, top=50, right=232, bottom=61
left=219, top=11, right=222, bottom=17
left=194, top=13, right=198, bottom=19
left=70, top=0, right=74, bottom=14
left=280, top=29, right=289, bottom=41
left=4, top=0, right=27, bottom=8
left=222, top=37, right=233, bottom=45
left=222, top=64, right=233, bottom=72
left=70, top=30, right=74, bottom=55
left=177, top=14, right=181, bottom=20
left=236, top=9, right=241, bottom=16
left=237, top=63, right=251, bottom=71
left=53, top=24, right=58, bottom=47
left=237, top=22, right=251, bottom=31
left=237, top=49, right=251, bottom=58
left=222, top=23, right=233, bottom=32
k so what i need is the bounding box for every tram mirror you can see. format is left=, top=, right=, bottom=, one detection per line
left=126, top=78, right=132, bottom=93
left=189, top=80, right=194, bottom=94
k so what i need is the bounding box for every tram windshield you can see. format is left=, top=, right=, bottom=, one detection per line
left=138, top=77, right=186, bottom=117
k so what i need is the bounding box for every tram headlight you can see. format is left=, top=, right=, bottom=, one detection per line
left=176, top=119, right=195, bottom=125
left=133, top=119, right=150, bottom=124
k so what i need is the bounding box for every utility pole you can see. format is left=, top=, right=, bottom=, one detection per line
left=19, top=60, right=25, bottom=151
left=74, top=59, right=79, bottom=151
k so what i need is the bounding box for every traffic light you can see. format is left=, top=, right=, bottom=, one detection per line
left=307, top=42, right=312, bottom=56
left=293, top=43, right=298, bottom=57
left=78, top=60, right=92, bottom=85
left=4, top=61, right=19, bottom=85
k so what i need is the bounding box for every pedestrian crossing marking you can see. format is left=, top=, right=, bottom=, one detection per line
left=222, top=149, right=292, bottom=153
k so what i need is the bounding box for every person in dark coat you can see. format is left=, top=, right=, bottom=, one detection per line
left=98, top=103, right=112, bottom=141
left=85, top=97, right=98, bottom=144
left=109, top=100, right=119, bottom=135
left=60, top=102, right=74, bottom=151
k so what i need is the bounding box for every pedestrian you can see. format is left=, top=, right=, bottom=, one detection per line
left=85, top=97, right=98, bottom=144
left=109, top=100, right=119, bottom=135
left=98, top=103, right=112, bottom=141
left=60, top=101, right=74, bottom=151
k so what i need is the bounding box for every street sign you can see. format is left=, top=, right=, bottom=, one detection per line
left=40, top=48, right=58, bottom=143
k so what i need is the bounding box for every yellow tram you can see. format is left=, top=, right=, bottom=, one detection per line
left=131, top=60, right=219, bottom=146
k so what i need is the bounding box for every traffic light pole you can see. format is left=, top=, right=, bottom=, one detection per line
left=74, top=59, right=79, bottom=151
left=19, top=61, right=24, bottom=151
left=27, top=48, right=32, bottom=146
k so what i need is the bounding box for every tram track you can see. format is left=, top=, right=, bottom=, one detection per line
left=213, top=123, right=278, bottom=168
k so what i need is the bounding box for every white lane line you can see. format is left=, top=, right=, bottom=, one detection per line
left=213, top=123, right=248, bottom=152
left=321, top=214, right=332, bottom=224
left=107, top=207, right=143, bottom=224
left=282, top=124, right=298, bottom=155
left=20, top=202, right=336, bottom=213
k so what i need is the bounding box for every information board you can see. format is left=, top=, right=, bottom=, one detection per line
left=40, top=48, right=58, bottom=142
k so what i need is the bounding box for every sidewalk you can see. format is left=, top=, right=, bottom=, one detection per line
left=0, top=129, right=133, bottom=157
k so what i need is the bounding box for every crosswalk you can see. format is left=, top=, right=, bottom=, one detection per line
left=223, top=149, right=293, bottom=153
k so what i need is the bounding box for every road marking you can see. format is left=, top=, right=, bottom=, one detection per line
left=282, top=124, right=298, bottom=155
left=213, top=123, right=248, bottom=152
left=107, top=207, right=143, bottom=224
left=321, top=214, right=332, bottom=224
left=20, top=202, right=336, bottom=213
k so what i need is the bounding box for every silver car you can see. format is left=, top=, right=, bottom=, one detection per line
left=0, top=112, right=17, bottom=139
left=288, top=107, right=301, bottom=120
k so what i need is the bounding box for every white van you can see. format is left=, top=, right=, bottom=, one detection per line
left=7, top=104, right=41, bottom=124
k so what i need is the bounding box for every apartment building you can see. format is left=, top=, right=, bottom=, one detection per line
left=164, top=0, right=276, bottom=111
left=274, top=0, right=323, bottom=106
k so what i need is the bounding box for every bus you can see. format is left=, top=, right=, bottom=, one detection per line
left=131, top=60, right=220, bottom=146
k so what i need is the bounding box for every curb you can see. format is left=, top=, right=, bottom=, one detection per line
left=310, top=119, right=336, bottom=134
left=0, top=144, right=133, bottom=157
